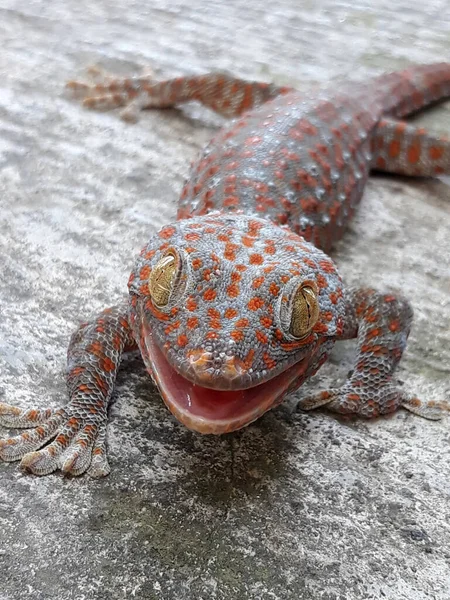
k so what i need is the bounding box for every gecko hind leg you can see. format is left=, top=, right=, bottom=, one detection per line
left=66, top=70, right=290, bottom=121
left=372, top=117, right=450, bottom=176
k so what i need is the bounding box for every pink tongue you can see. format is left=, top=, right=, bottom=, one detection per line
left=141, top=326, right=309, bottom=434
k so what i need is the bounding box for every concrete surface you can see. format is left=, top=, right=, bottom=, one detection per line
left=0, top=1, right=449, bottom=599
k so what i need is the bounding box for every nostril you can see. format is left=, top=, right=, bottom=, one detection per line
left=187, top=350, right=247, bottom=386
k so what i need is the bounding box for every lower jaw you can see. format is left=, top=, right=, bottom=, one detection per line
left=140, top=326, right=311, bottom=435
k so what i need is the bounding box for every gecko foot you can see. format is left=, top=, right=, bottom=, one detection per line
left=66, top=65, right=156, bottom=122
left=297, top=383, right=449, bottom=420
left=0, top=402, right=110, bottom=477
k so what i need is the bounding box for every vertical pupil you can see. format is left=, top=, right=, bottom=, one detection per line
left=150, top=253, right=177, bottom=305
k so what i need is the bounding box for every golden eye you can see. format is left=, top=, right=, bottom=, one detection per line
left=148, top=249, right=178, bottom=307
left=290, top=285, right=320, bottom=338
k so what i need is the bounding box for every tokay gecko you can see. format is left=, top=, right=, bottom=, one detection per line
left=1, top=63, right=449, bottom=477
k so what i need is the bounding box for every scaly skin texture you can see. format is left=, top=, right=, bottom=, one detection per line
left=1, top=63, right=449, bottom=476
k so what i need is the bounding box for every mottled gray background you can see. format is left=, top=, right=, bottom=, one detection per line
left=0, top=1, right=449, bottom=599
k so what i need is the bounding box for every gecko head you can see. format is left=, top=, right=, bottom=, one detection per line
left=128, top=213, right=345, bottom=434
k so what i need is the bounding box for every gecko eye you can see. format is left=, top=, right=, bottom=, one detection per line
left=290, top=284, right=320, bottom=338
left=149, top=248, right=180, bottom=307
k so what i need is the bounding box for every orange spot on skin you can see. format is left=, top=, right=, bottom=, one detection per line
left=269, top=282, right=279, bottom=296
left=231, top=330, right=244, bottom=342
left=243, top=349, right=255, bottom=369
left=177, top=335, right=188, bottom=347
left=225, top=308, right=238, bottom=319
left=78, top=387, right=96, bottom=405
left=227, top=283, right=240, bottom=298
left=347, top=393, right=361, bottom=402
left=192, top=258, right=203, bottom=270
left=223, top=196, right=239, bottom=207
left=139, top=265, right=151, bottom=280
left=187, top=317, right=199, bottom=329
left=112, top=334, right=122, bottom=350
left=248, top=297, right=264, bottom=311
left=313, top=322, right=329, bottom=335
left=366, top=328, right=381, bottom=339
left=100, top=357, right=116, bottom=372
left=256, top=330, right=268, bottom=344
left=263, top=353, right=277, bottom=370
left=316, top=274, right=328, bottom=289
left=394, top=121, right=407, bottom=134
left=360, top=344, right=388, bottom=356
left=186, top=297, right=198, bottom=312
left=70, top=366, right=85, bottom=377
left=239, top=85, right=253, bottom=112
left=236, top=318, right=249, bottom=328
left=249, top=254, right=264, bottom=265
left=329, top=292, right=338, bottom=305
left=248, top=220, right=264, bottom=237
left=408, top=397, right=421, bottom=407
left=389, top=319, right=400, bottom=332
left=203, top=289, right=217, bottom=302
left=144, top=249, right=156, bottom=260
left=165, top=320, right=181, bottom=335
left=388, top=139, right=401, bottom=158
left=185, top=232, right=201, bottom=242
left=242, top=236, right=254, bottom=247
left=224, top=243, right=239, bottom=261
left=365, top=313, right=379, bottom=324
left=94, top=375, right=109, bottom=394
left=319, top=260, right=335, bottom=274
left=159, top=226, right=176, bottom=239
left=260, top=316, right=273, bottom=328
left=429, top=145, right=444, bottom=160
left=407, top=142, right=421, bottom=164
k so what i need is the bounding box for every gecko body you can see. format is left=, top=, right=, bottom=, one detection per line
left=1, top=63, right=449, bottom=476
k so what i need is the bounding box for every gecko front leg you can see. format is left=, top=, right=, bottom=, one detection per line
left=299, top=288, right=449, bottom=420
left=0, top=301, right=136, bottom=476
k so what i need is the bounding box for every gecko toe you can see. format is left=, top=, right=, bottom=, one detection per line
left=59, top=424, right=103, bottom=476
left=0, top=410, right=65, bottom=461
left=20, top=449, right=59, bottom=476
left=0, top=403, right=62, bottom=428
left=402, top=396, right=450, bottom=421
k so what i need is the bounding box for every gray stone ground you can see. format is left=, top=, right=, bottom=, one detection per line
left=0, top=1, right=449, bottom=598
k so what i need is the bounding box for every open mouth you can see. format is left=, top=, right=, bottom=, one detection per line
left=141, top=326, right=310, bottom=434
